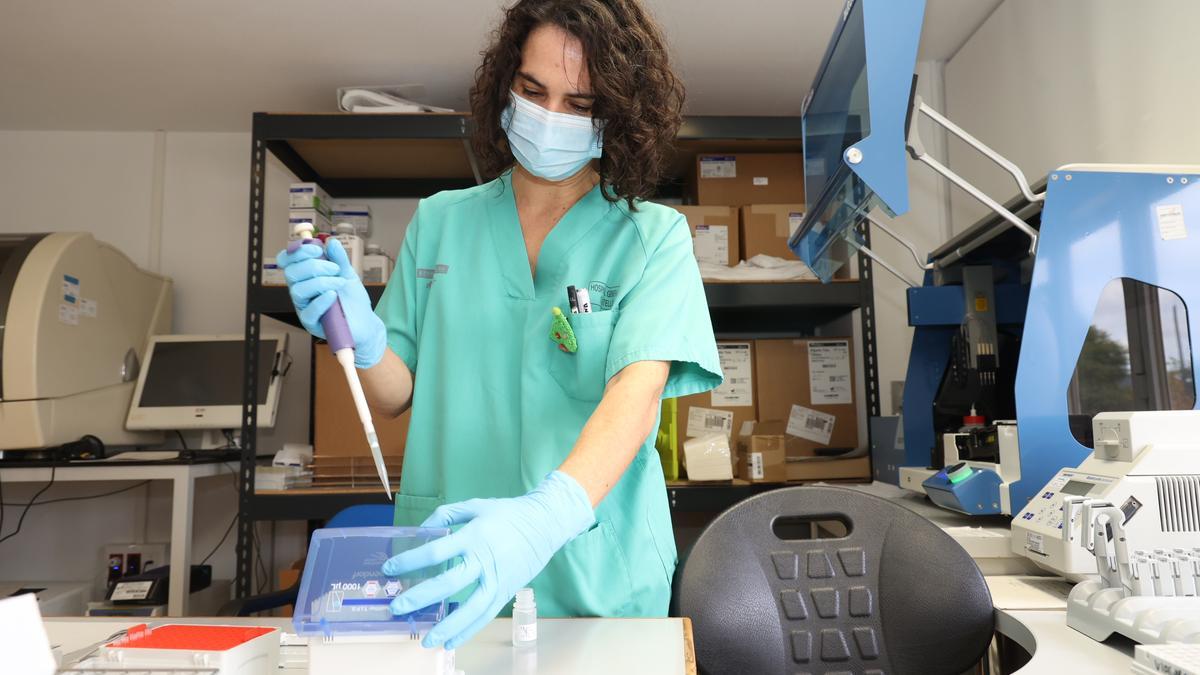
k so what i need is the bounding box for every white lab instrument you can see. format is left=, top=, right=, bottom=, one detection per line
left=1012, top=410, right=1200, bottom=580
left=125, top=333, right=288, bottom=435
left=0, top=233, right=171, bottom=451
left=362, top=244, right=393, bottom=284
left=1133, top=643, right=1200, bottom=675
left=333, top=222, right=364, bottom=276
left=0, top=582, right=91, bottom=617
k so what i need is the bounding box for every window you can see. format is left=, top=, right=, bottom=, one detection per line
left=1068, top=278, right=1195, bottom=446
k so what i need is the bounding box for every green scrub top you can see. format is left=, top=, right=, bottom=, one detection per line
left=375, top=170, right=721, bottom=618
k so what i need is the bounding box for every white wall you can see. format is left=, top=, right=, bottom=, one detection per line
left=944, top=0, right=1200, bottom=228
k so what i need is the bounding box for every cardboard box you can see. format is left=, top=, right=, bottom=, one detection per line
left=754, top=339, right=858, bottom=457
left=681, top=433, right=733, bottom=481
left=676, top=342, right=757, bottom=475
left=289, top=182, right=333, bottom=215
left=692, top=153, right=806, bottom=207
left=331, top=203, right=372, bottom=237
left=668, top=205, right=740, bottom=267
left=288, top=208, right=333, bottom=237
left=314, top=345, right=410, bottom=458
left=736, top=421, right=788, bottom=482
left=740, top=204, right=805, bottom=260
left=786, top=456, right=871, bottom=482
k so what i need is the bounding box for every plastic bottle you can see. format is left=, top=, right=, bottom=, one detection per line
left=362, top=243, right=393, bottom=285
left=333, top=222, right=364, bottom=277
left=512, top=587, right=537, bottom=647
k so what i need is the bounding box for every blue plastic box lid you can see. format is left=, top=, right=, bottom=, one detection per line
left=292, top=526, right=451, bottom=638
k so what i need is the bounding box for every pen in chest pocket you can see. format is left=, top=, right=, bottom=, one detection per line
left=567, top=285, right=579, bottom=313
left=575, top=288, right=592, bottom=313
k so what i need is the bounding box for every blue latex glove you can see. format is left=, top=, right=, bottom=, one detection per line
left=275, top=237, right=386, bottom=369
left=384, top=471, right=596, bottom=649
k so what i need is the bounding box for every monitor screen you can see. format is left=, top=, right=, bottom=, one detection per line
left=1060, top=480, right=1094, bottom=497
left=138, top=339, right=277, bottom=408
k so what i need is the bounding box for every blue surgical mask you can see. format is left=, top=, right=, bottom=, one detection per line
left=500, top=91, right=603, bottom=181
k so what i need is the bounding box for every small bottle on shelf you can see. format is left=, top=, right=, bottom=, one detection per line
left=362, top=243, right=393, bottom=285
left=333, top=222, right=364, bottom=277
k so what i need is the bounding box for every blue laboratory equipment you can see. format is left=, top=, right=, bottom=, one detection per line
left=293, top=527, right=450, bottom=640
left=792, top=0, right=1200, bottom=517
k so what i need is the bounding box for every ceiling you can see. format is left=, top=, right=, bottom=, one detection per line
left=0, top=0, right=1002, bottom=131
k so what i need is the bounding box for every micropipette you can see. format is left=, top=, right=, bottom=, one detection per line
left=289, top=222, right=391, bottom=498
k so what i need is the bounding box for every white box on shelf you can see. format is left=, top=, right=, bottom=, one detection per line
left=289, top=182, right=332, bottom=215
left=331, top=203, right=372, bottom=237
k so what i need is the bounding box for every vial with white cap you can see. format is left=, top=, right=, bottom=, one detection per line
left=333, top=222, right=364, bottom=277
left=512, top=587, right=537, bottom=647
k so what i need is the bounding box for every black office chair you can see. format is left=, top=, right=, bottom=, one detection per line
left=675, top=485, right=993, bottom=675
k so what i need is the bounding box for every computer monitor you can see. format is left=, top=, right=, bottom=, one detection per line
left=126, top=333, right=288, bottom=431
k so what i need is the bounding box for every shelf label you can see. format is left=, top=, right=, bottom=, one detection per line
left=711, top=343, right=753, bottom=406
left=700, top=156, right=736, bottom=179
left=692, top=225, right=730, bottom=266
left=809, top=340, right=852, bottom=405
left=1157, top=203, right=1187, bottom=240
left=787, top=404, right=835, bottom=445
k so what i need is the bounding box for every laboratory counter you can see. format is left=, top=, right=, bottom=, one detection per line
left=42, top=605, right=1135, bottom=674
left=45, top=616, right=696, bottom=675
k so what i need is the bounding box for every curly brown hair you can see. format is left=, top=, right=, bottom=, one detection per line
left=470, top=0, right=685, bottom=208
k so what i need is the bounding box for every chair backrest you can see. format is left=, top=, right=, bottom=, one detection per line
left=326, top=504, right=394, bottom=529
left=677, top=485, right=993, bottom=675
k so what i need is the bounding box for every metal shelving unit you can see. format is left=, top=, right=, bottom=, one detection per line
left=237, top=112, right=877, bottom=598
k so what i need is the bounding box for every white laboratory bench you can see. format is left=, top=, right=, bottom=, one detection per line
left=36, top=479, right=1140, bottom=673
left=44, top=616, right=697, bottom=675
left=0, top=459, right=233, bottom=616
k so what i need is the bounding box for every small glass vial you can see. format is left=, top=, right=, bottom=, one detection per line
left=512, top=587, right=537, bottom=647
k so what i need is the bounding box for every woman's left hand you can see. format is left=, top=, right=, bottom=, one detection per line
left=383, top=471, right=595, bottom=650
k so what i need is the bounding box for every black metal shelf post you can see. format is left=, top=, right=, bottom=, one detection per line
left=236, top=113, right=879, bottom=597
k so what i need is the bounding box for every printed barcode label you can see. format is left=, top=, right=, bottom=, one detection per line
left=700, top=156, right=737, bottom=179
left=786, top=404, right=836, bottom=445
left=687, top=407, right=734, bottom=439
left=749, top=452, right=764, bottom=480
left=711, top=343, right=753, bottom=406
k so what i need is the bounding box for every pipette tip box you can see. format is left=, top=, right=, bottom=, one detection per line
left=95, top=623, right=279, bottom=674
left=294, top=526, right=456, bottom=675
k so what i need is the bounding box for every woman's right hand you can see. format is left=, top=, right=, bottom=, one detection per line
left=276, top=237, right=388, bottom=369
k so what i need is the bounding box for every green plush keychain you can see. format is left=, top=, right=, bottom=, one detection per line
left=549, top=307, right=578, bottom=353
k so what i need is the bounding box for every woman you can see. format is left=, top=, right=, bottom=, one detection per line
left=277, top=0, right=720, bottom=650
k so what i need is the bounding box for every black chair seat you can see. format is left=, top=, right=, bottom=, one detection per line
left=676, top=485, right=993, bottom=675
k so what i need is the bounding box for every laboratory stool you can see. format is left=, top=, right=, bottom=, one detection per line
left=675, top=485, right=993, bottom=675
